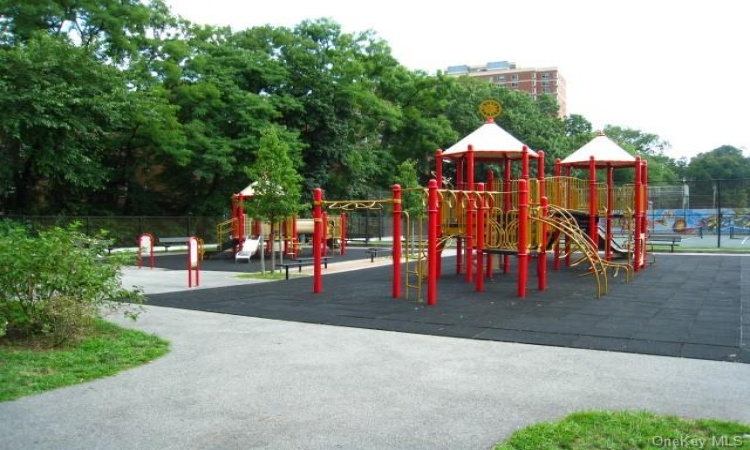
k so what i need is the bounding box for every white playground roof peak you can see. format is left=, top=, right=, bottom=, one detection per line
left=442, top=118, right=538, bottom=160
left=561, top=131, right=636, bottom=167
left=238, top=181, right=259, bottom=197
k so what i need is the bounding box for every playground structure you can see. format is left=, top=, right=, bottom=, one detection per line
left=309, top=119, right=651, bottom=305
left=217, top=182, right=346, bottom=260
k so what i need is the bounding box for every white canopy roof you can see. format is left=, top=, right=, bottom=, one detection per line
left=442, top=119, right=538, bottom=160
left=237, top=181, right=259, bottom=198
left=561, top=131, right=636, bottom=167
left=237, top=180, right=284, bottom=198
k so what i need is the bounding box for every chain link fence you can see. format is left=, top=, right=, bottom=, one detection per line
left=6, top=179, right=750, bottom=250
left=648, top=178, right=750, bottom=248
left=3, top=215, right=224, bottom=248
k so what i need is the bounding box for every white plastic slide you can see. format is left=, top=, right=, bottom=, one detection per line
left=235, top=237, right=260, bottom=263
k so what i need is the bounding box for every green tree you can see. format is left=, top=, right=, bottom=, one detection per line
left=0, top=0, right=164, bottom=63
left=0, top=34, right=130, bottom=213
left=244, top=128, right=304, bottom=272
left=564, top=114, right=595, bottom=156
left=393, top=159, right=424, bottom=216
left=603, top=125, right=680, bottom=184
left=686, top=145, right=750, bottom=207
left=379, top=69, right=458, bottom=180
left=271, top=19, right=407, bottom=199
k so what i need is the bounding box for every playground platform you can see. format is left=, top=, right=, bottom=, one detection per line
left=141, top=251, right=748, bottom=364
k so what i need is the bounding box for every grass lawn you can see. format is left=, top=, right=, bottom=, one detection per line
left=495, top=410, right=750, bottom=450
left=235, top=271, right=308, bottom=280
left=0, top=319, right=169, bottom=402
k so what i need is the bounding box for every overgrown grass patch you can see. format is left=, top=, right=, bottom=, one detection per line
left=0, top=319, right=169, bottom=402
left=494, top=410, right=750, bottom=450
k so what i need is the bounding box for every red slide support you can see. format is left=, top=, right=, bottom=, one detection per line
left=392, top=184, right=402, bottom=299
left=475, top=183, right=485, bottom=292
left=313, top=188, right=323, bottom=293
left=427, top=179, right=438, bottom=306
left=634, top=157, right=642, bottom=272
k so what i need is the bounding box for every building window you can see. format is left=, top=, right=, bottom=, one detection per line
left=511, top=82, right=519, bottom=89
left=499, top=75, right=506, bottom=81
left=511, top=74, right=519, bottom=81
left=542, top=73, right=550, bottom=79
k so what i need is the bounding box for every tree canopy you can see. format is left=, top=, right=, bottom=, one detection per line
left=0, top=0, right=744, bottom=216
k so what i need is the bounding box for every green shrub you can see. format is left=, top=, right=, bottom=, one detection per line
left=0, top=221, right=144, bottom=346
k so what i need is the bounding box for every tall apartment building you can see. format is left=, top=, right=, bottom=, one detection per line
left=446, top=61, right=567, bottom=117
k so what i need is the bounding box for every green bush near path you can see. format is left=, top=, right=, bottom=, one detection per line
left=0, top=221, right=145, bottom=346
left=0, top=319, right=169, bottom=402
left=494, top=410, right=750, bottom=450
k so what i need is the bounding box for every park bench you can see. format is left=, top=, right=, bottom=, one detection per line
left=647, top=234, right=682, bottom=253
left=275, top=256, right=332, bottom=280
left=343, top=233, right=374, bottom=245
left=157, top=237, right=191, bottom=251
left=366, top=247, right=392, bottom=262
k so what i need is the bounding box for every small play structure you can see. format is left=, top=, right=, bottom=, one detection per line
left=308, top=104, right=651, bottom=305
left=217, top=181, right=346, bottom=260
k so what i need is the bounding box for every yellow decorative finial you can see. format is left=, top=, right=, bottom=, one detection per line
left=479, top=99, right=502, bottom=119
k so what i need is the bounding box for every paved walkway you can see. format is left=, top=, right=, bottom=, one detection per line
left=1, top=251, right=748, bottom=450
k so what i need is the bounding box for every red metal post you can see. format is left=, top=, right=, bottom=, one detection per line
left=231, top=195, right=238, bottom=241
left=553, top=158, right=561, bottom=270
left=339, top=213, right=346, bottom=256
left=518, top=179, right=529, bottom=298
left=283, top=218, right=290, bottom=256
left=606, top=164, right=614, bottom=261
left=633, top=157, right=642, bottom=272
left=392, top=184, right=402, bottom=298
left=238, top=197, right=245, bottom=246
left=588, top=156, right=598, bottom=248
left=465, top=191, right=475, bottom=283
left=313, top=188, right=323, bottom=293
left=641, top=160, right=649, bottom=269
left=252, top=218, right=261, bottom=239
left=466, top=144, right=476, bottom=281
left=485, top=169, right=494, bottom=278
left=475, top=183, right=485, bottom=292
left=565, top=165, right=572, bottom=267
left=427, top=179, right=438, bottom=306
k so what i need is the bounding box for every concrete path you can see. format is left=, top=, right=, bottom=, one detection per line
left=1, top=305, right=749, bottom=450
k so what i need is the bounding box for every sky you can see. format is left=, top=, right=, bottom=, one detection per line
left=164, top=0, right=749, bottom=161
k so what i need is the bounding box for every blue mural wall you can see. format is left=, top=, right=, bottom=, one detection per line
left=645, top=209, right=750, bottom=234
